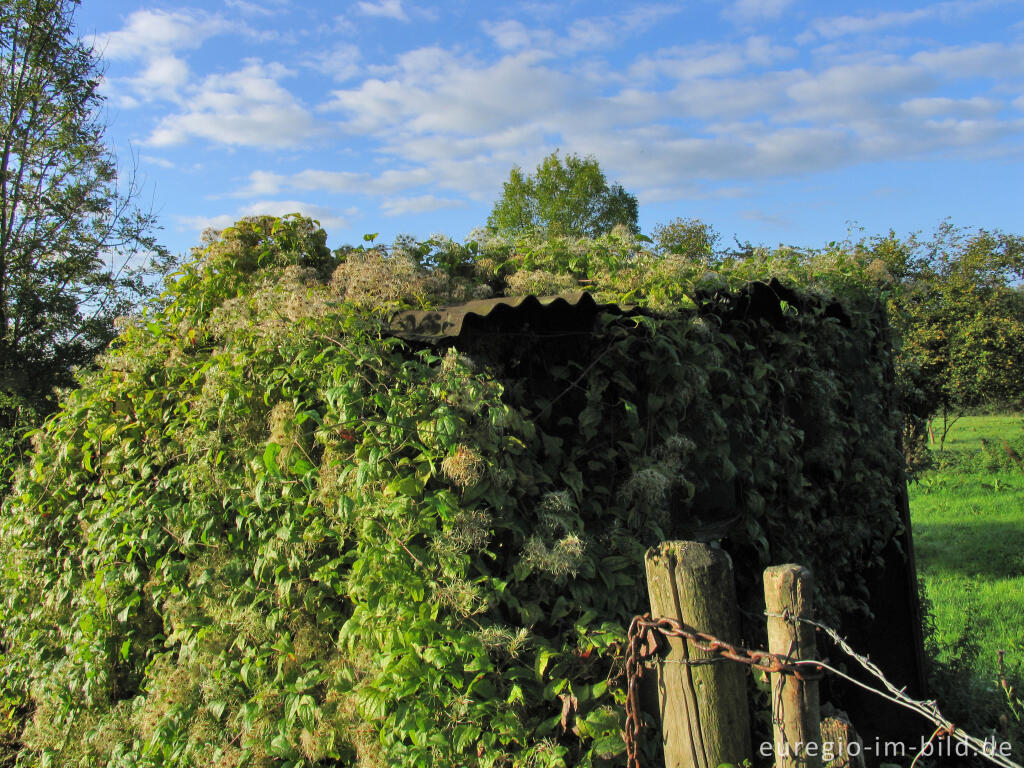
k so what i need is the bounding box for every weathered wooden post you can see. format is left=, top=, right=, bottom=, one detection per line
left=764, top=564, right=822, bottom=768
left=644, top=540, right=752, bottom=768
left=821, top=713, right=866, bottom=768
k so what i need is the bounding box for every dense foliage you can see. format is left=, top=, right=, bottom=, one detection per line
left=650, top=217, right=720, bottom=263
left=0, top=215, right=909, bottom=767
left=0, top=0, right=168, bottom=489
left=662, top=224, right=1024, bottom=467
left=486, top=152, right=639, bottom=240
left=883, top=224, right=1024, bottom=447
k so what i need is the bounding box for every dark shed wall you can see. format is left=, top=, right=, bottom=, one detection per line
left=390, top=280, right=926, bottom=747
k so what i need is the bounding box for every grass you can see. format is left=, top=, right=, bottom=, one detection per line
left=931, top=413, right=1024, bottom=453
left=912, top=471, right=1024, bottom=668
left=908, top=414, right=1024, bottom=745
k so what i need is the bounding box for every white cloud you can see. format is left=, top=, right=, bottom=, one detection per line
left=740, top=208, right=793, bottom=228
left=481, top=6, right=681, bottom=57
left=322, top=49, right=573, bottom=137
left=91, top=9, right=298, bottom=109
left=380, top=195, right=469, bottom=216
left=783, top=61, right=935, bottom=121
left=640, top=184, right=751, bottom=203
left=91, top=9, right=230, bottom=59
left=239, top=201, right=356, bottom=229
left=235, top=167, right=436, bottom=197
left=128, top=55, right=191, bottom=102
left=94, top=7, right=298, bottom=111
left=481, top=20, right=533, bottom=51
left=804, top=8, right=933, bottom=40
left=238, top=170, right=288, bottom=196
left=918, top=117, right=1022, bottom=147
left=901, top=96, right=1001, bottom=117
left=631, top=38, right=795, bottom=82
left=803, top=0, right=1010, bottom=41
left=745, top=36, right=797, bottom=67
left=304, top=44, right=361, bottom=81
left=178, top=213, right=237, bottom=234
left=356, top=0, right=409, bottom=21
left=665, top=72, right=800, bottom=120
left=90, top=9, right=235, bottom=106
left=724, top=0, right=794, bottom=22
left=224, top=0, right=289, bottom=17
left=141, top=155, right=175, bottom=169
left=912, top=42, right=1024, bottom=78
left=565, top=17, right=616, bottom=50
left=632, top=44, right=747, bottom=81
left=150, top=10, right=1017, bottom=213
left=553, top=29, right=1023, bottom=196
left=315, top=47, right=590, bottom=199
left=146, top=61, right=322, bottom=148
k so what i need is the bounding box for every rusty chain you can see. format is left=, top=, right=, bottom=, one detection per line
left=624, top=612, right=823, bottom=768
left=624, top=612, right=1022, bottom=768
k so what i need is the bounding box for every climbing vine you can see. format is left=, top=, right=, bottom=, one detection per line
left=0, top=215, right=904, bottom=767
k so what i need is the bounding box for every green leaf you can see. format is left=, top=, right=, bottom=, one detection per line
left=207, top=699, right=229, bottom=720
left=591, top=733, right=625, bottom=759
left=535, top=648, right=554, bottom=679
left=356, top=686, right=388, bottom=719
left=263, top=442, right=283, bottom=478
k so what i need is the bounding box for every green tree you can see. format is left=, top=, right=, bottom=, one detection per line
left=487, top=151, right=639, bottom=239
left=0, top=0, right=166, bottom=458
left=652, top=217, right=720, bottom=262
left=887, top=225, right=1024, bottom=447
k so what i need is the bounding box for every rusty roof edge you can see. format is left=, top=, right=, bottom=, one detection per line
left=385, top=291, right=637, bottom=341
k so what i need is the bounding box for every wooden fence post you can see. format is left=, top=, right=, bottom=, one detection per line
left=821, top=714, right=866, bottom=768
left=763, top=564, right=822, bottom=768
left=644, top=541, right=752, bottom=768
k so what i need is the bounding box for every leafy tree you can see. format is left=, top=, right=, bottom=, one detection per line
left=0, top=0, right=166, bottom=470
left=487, top=151, right=639, bottom=239
left=652, top=217, right=720, bottom=262
left=883, top=225, right=1024, bottom=447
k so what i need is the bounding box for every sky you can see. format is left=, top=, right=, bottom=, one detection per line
left=76, top=0, right=1024, bottom=258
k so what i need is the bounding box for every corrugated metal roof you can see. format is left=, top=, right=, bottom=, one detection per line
left=386, top=291, right=634, bottom=342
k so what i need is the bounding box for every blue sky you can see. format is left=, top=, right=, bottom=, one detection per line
left=77, top=0, right=1024, bottom=257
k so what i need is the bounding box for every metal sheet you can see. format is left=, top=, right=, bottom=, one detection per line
left=385, top=291, right=633, bottom=342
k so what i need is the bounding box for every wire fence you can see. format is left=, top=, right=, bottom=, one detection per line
left=624, top=611, right=1022, bottom=768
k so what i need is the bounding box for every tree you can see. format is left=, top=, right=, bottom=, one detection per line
left=652, top=217, right=720, bottom=262
left=0, top=0, right=166, bottom=440
left=872, top=224, right=1024, bottom=449
left=487, top=151, right=639, bottom=239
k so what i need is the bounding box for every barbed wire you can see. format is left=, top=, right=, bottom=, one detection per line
left=624, top=613, right=822, bottom=768
left=771, top=612, right=1023, bottom=768
left=624, top=611, right=1022, bottom=768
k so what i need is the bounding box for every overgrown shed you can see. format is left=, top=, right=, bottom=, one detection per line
left=0, top=217, right=924, bottom=768
left=390, top=284, right=927, bottom=737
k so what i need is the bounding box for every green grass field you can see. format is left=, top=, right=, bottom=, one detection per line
left=908, top=414, right=1024, bottom=736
